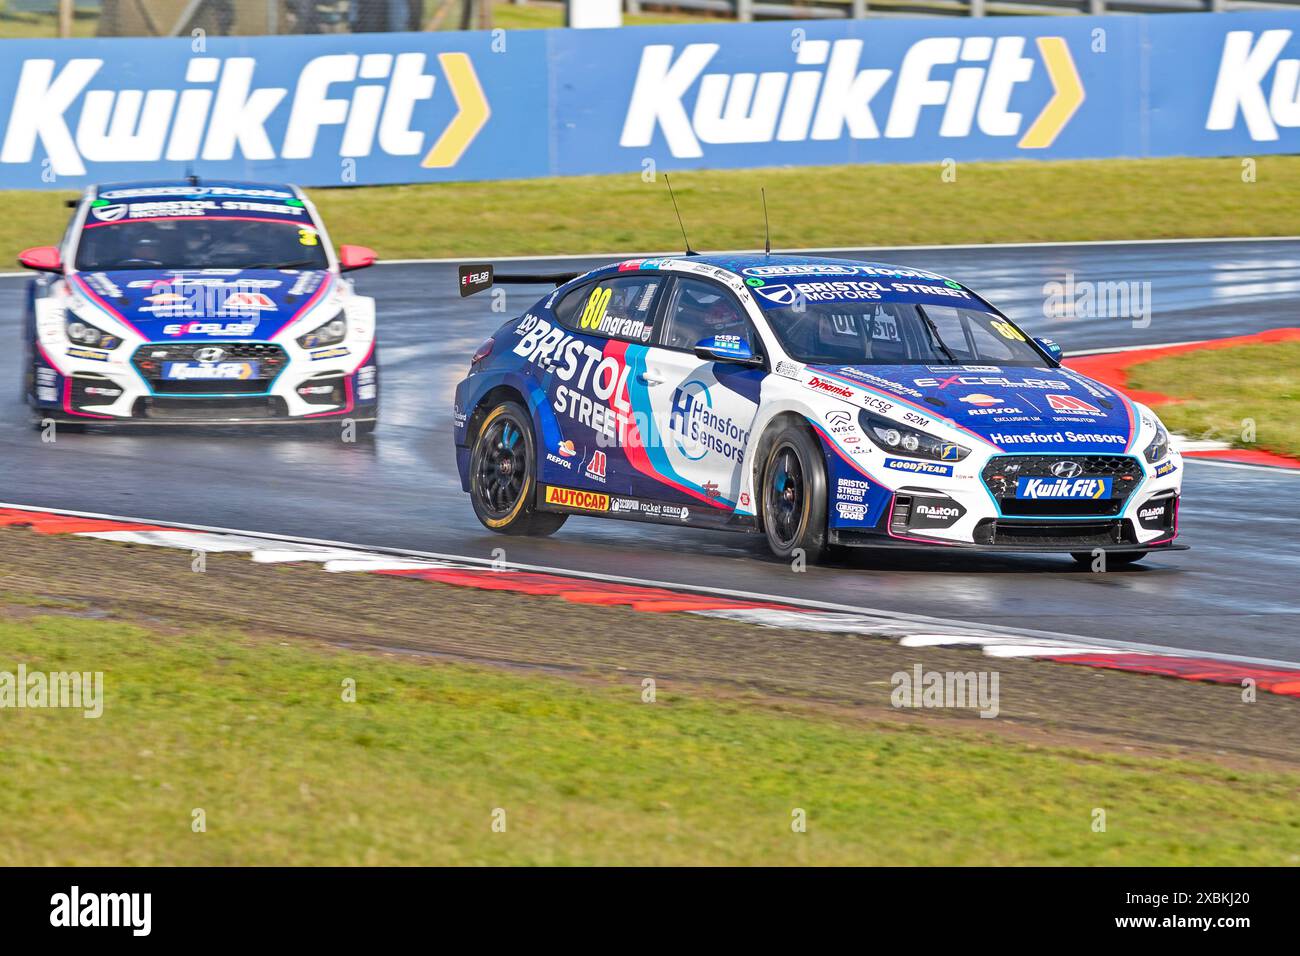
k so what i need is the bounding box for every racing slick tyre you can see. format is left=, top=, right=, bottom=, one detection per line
left=1070, top=550, right=1148, bottom=568
left=469, top=401, right=567, bottom=537
left=760, top=422, right=830, bottom=564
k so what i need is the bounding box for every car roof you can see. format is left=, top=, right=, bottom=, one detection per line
left=592, top=252, right=965, bottom=288
left=570, top=252, right=986, bottom=314
left=88, top=180, right=301, bottom=200
left=689, top=253, right=959, bottom=283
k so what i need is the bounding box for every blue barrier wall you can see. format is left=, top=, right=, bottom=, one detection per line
left=0, top=11, right=1297, bottom=189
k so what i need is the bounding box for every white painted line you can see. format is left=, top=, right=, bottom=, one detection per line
left=1066, top=339, right=1213, bottom=358
left=323, top=558, right=466, bottom=572
left=10, top=499, right=1295, bottom=671
left=369, top=235, right=1300, bottom=267
left=696, top=607, right=989, bottom=639
left=75, top=529, right=279, bottom=552
left=1175, top=438, right=1235, bottom=453
left=1182, top=456, right=1300, bottom=475
left=4, top=236, right=1296, bottom=280
left=249, top=547, right=406, bottom=564
left=980, top=644, right=1117, bottom=659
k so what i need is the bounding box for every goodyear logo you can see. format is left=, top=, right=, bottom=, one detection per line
left=544, top=486, right=610, bottom=512
left=0, top=52, right=490, bottom=177
left=620, top=36, right=1084, bottom=158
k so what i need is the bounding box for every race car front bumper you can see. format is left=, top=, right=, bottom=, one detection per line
left=830, top=489, right=1184, bottom=553
left=30, top=338, right=378, bottom=425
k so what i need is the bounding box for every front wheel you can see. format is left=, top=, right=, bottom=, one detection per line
left=1071, top=550, right=1148, bottom=568
left=760, top=423, right=830, bottom=563
left=468, top=402, right=566, bottom=536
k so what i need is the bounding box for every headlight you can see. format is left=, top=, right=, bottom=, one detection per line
left=66, top=316, right=122, bottom=350
left=1143, top=420, right=1169, bottom=463
left=297, top=314, right=347, bottom=349
left=860, top=410, right=970, bottom=463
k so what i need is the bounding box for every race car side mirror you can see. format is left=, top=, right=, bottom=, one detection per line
left=1033, top=336, right=1064, bottom=364
left=694, top=334, right=761, bottom=366
left=338, top=245, right=377, bottom=271
left=18, top=246, right=63, bottom=273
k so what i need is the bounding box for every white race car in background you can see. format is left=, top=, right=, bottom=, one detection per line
left=20, top=178, right=379, bottom=429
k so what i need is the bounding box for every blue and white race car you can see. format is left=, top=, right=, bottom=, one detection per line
left=453, top=254, right=1185, bottom=565
left=19, top=179, right=379, bottom=429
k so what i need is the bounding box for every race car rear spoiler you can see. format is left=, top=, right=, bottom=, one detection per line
left=458, top=264, right=579, bottom=298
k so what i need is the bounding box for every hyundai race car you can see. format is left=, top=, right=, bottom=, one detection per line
left=19, top=179, right=379, bottom=429
left=453, top=254, right=1185, bottom=565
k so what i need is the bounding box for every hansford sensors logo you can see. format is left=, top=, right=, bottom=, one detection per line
left=620, top=34, right=1084, bottom=158
left=0, top=51, right=491, bottom=177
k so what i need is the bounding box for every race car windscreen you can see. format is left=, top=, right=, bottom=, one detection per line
left=74, top=217, right=330, bottom=272
left=763, top=301, right=1048, bottom=366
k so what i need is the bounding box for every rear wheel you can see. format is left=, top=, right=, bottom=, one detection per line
left=760, top=423, right=829, bottom=563
left=469, top=402, right=566, bottom=536
left=1071, top=550, right=1148, bottom=568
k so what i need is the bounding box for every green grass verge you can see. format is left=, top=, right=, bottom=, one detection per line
left=491, top=1, right=708, bottom=29
left=0, top=7, right=97, bottom=39
left=1126, top=341, right=1300, bottom=460
left=0, top=2, right=698, bottom=39
left=4, top=157, right=1299, bottom=262
left=2, top=614, right=1297, bottom=865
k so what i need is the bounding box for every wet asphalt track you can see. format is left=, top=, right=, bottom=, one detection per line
left=2, top=238, right=1299, bottom=662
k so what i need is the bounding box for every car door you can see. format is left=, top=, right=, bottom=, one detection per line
left=534, top=272, right=665, bottom=498
left=632, top=275, right=766, bottom=513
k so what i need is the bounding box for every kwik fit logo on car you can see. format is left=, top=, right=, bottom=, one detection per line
left=1016, top=476, right=1113, bottom=499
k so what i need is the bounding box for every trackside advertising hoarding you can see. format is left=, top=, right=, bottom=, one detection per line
left=0, top=11, right=1298, bottom=189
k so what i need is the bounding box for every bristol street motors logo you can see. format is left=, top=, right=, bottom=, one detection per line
left=0, top=51, right=491, bottom=177
left=620, top=34, right=1084, bottom=158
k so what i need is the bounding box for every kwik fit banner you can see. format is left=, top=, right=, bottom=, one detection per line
left=0, top=11, right=1298, bottom=189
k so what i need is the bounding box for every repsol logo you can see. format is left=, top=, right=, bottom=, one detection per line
left=620, top=35, right=1083, bottom=159
left=0, top=52, right=489, bottom=176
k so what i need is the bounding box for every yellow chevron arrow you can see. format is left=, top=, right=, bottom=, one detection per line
left=422, top=52, right=491, bottom=169
left=1018, top=37, right=1084, bottom=150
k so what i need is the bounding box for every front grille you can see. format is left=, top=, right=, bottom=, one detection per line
left=982, top=454, right=1142, bottom=518
left=974, top=518, right=1132, bottom=548
left=149, top=378, right=269, bottom=395
left=132, top=342, right=288, bottom=395
left=137, top=396, right=288, bottom=421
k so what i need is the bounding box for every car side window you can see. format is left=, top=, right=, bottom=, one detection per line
left=660, top=277, right=757, bottom=353
left=554, top=275, right=661, bottom=344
